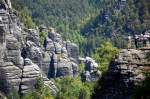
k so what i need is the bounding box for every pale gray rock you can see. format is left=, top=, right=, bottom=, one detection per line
left=56, top=58, right=73, bottom=77
left=54, top=42, right=62, bottom=54
left=0, top=62, right=22, bottom=94
left=0, top=5, right=58, bottom=96
left=27, top=29, right=40, bottom=46
left=66, top=41, right=79, bottom=63
left=20, top=59, right=41, bottom=94
left=26, top=40, right=43, bottom=66
left=6, top=35, right=20, bottom=50
left=42, top=52, right=51, bottom=75
left=45, top=37, right=55, bottom=52
left=0, top=92, right=7, bottom=99
left=82, top=57, right=101, bottom=82
left=72, top=62, right=78, bottom=77
left=44, top=80, right=58, bottom=96
left=98, top=49, right=150, bottom=99
left=61, top=47, right=68, bottom=58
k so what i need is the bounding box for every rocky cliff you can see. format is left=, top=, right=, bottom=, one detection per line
left=0, top=4, right=58, bottom=95
left=0, top=11, right=59, bottom=96
left=93, top=49, right=150, bottom=99
left=0, top=1, right=101, bottom=96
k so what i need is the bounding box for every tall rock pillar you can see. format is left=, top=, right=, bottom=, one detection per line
left=0, top=25, right=6, bottom=62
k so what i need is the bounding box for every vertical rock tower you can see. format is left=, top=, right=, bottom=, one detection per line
left=0, top=0, right=57, bottom=95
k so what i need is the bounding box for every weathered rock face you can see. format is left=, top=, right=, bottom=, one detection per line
left=0, top=62, right=22, bottom=94
left=20, top=58, right=41, bottom=94
left=0, top=0, right=100, bottom=96
left=81, top=57, right=101, bottom=82
left=94, top=49, right=150, bottom=99
left=66, top=41, right=79, bottom=63
left=0, top=1, right=80, bottom=95
left=26, top=29, right=40, bottom=46
left=43, top=29, right=79, bottom=78
left=0, top=5, right=57, bottom=96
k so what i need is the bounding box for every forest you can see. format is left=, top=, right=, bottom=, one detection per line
left=12, top=0, right=149, bottom=56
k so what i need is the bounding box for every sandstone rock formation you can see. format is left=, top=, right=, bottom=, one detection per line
left=43, top=28, right=79, bottom=78
left=0, top=0, right=100, bottom=96
left=0, top=5, right=57, bottom=96
left=94, top=49, right=150, bottom=99
left=81, top=57, right=101, bottom=82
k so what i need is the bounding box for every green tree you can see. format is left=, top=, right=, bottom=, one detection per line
left=93, top=41, right=118, bottom=72
left=39, top=32, right=47, bottom=45
left=18, top=7, right=35, bottom=28
left=55, top=77, right=94, bottom=99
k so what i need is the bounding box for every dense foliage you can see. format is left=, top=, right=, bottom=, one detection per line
left=81, top=0, right=150, bottom=54
left=11, top=0, right=100, bottom=55
left=12, top=0, right=99, bottom=55
left=12, top=0, right=150, bottom=55
left=54, top=77, right=94, bottom=99
left=93, top=41, right=119, bottom=72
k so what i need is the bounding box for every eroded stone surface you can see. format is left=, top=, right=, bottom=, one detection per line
left=97, top=49, right=150, bottom=99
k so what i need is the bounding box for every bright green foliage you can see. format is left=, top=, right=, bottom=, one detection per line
left=39, top=32, right=47, bottom=45
left=7, top=89, right=20, bottom=99
left=78, top=62, right=85, bottom=74
left=81, top=0, right=150, bottom=54
left=11, top=0, right=99, bottom=55
left=24, top=77, right=54, bottom=99
left=11, top=0, right=150, bottom=56
left=17, top=7, right=35, bottom=28
left=93, top=41, right=118, bottom=72
left=54, top=77, right=94, bottom=99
